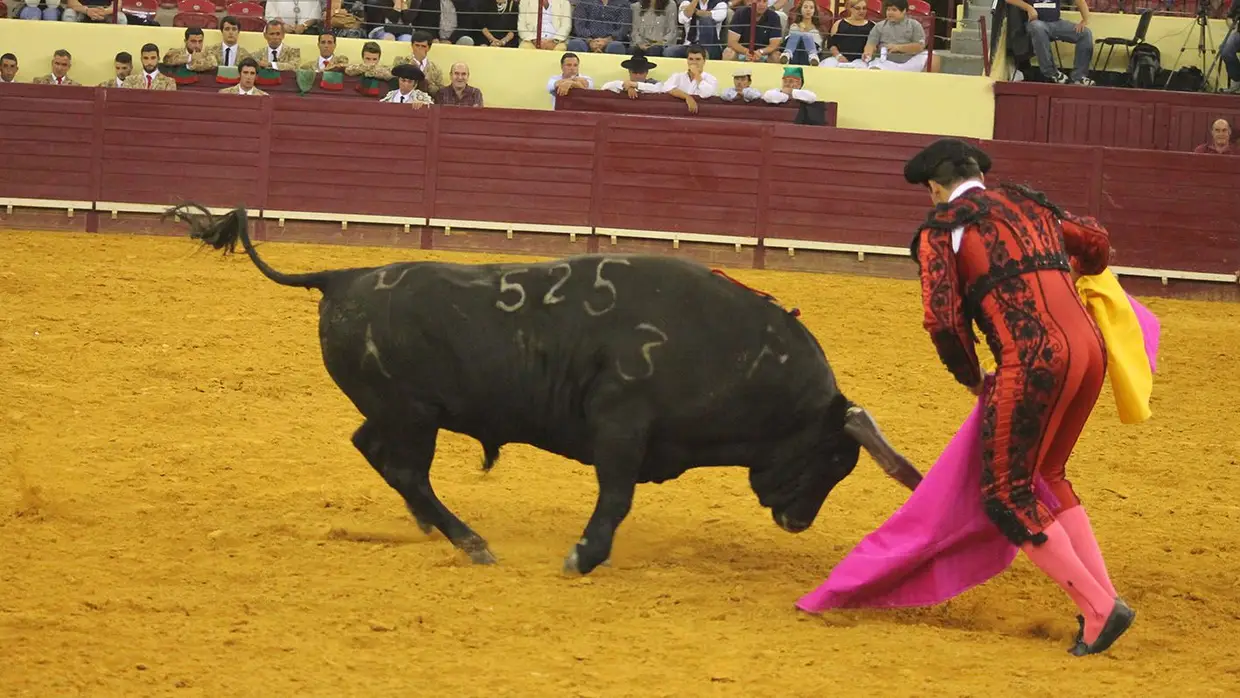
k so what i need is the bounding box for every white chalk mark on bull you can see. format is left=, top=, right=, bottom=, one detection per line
left=543, top=263, right=573, bottom=305
left=363, top=324, right=392, bottom=378
left=373, top=268, right=410, bottom=291
left=746, top=325, right=789, bottom=378
left=584, top=258, right=630, bottom=317
left=495, top=269, right=529, bottom=313
left=617, top=323, right=668, bottom=381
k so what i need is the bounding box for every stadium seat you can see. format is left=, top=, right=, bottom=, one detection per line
left=174, top=11, right=219, bottom=27
left=226, top=1, right=266, bottom=30
left=1092, top=7, right=1154, bottom=71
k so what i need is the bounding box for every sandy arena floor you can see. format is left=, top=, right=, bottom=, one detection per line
left=2, top=230, right=1238, bottom=697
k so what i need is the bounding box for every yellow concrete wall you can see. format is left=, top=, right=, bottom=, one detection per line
left=0, top=17, right=993, bottom=137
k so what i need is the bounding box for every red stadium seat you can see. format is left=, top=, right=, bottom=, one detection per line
left=178, top=0, right=215, bottom=11
left=226, top=1, right=266, bottom=30
left=174, top=11, right=220, bottom=27
left=121, top=0, right=160, bottom=16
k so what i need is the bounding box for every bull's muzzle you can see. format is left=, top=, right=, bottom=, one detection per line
left=774, top=511, right=811, bottom=533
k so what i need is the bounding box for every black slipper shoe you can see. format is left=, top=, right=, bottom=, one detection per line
left=1069, top=599, right=1136, bottom=656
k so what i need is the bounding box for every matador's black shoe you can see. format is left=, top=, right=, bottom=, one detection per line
left=1070, top=598, right=1136, bottom=656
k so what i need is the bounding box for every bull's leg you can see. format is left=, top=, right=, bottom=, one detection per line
left=563, top=430, right=645, bottom=576
left=844, top=405, right=924, bottom=491
left=352, top=419, right=497, bottom=565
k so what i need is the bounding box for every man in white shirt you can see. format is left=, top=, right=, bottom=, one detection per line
left=211, top=16, right=250, bottom=69
left=258, top=20, right=302, bottom=72
left=762, top=66, right=817, bottom=104
left=219, top=59, right=270, bottom=95
left=600, top=50, right=662, bottom=98
left=666, top=0, right=727, bottom=59
left=547, top=52, right=593, bottom=107
left=264, top=0, right=323, bottom=34
left=661, top=44, right=717, bottom=113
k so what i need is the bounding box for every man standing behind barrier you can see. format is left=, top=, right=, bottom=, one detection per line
left=1220, top=1, right=1239, bottom=94
left=904, top=138, right=1134, bottom=656
left=662, top=43, right=717, bottom=112
left=1006, top=0, right=1095, bottom=85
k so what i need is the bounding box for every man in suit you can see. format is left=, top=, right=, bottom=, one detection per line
left=200, top=15, right=252, bottom=70
left=0, top=54, right=19, bottom=84
left=392, top=30, right=445, bottom=96
left=345, top=41, right=393, bottom=80
left=122, top=44, right=177, bottom=90
left=299, top=32, right=351, bottom=71
left=219, top=58, right=269, bottom=95
left=380, top=62, right=433, bottom=107
left=163, top=27, right=215, bottom=73
left=32, top=49, right=79, bottom=86
left=258, top=19, right=302, bottom=71
left=97, top=52, right=134, bottom=88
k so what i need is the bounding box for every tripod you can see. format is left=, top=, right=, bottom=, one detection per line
left=1163, top=5, right=1216, bottom=90
left=1205, top=19, right=1237, bottom=92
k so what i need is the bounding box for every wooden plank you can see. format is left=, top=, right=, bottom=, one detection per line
left=436, top=175, right=592, bottom=197
left=437, top=133, right=595, bottom=155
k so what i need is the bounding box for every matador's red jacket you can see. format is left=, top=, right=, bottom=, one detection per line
left=909, top=182, right=1113, bottom=387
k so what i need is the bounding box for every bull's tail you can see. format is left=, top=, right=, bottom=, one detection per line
left=164, top=203, right=335, bottom=291
left=843, top=405, right=924, bottom=491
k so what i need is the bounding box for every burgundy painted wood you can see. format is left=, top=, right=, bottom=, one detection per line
left=0, top=83, right=1237, bottom=282
left=994, top=81, right=1240, bottom=153
left=555, top=89, right=838, bottom=127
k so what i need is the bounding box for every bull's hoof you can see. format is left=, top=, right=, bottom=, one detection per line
left=775, top=512, right=810, bottom=533
left=562, top=548, right=609, bottom=576
left=468, top=547, right=498, bottom=565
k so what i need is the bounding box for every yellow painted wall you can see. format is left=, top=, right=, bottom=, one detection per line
left=0, top=17, right=992, bottom=137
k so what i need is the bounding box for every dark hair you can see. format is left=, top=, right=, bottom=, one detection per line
left=115, top=51, right=132, bottom=64
left=927, top=157, right=983, bottom=187
left=54, top=48, right=72, bottom=59
left=238, top=57, right=259, bottom=71
left=411, top=30, right=433, bottom=44
left=141, top=43, right=159, bottom=55
left=220, top=15, right=240, bottom=30
left=639, top=0, right=670, bottom=11
left=184, top=27, right=204, bottom=38
left=362, top=41, right=382, bottom=56
left=686, top=43, right=707, bottom=58
left=883, top=0, right=908, bottom=11
left=2, top=53, right=19, bottom=63
left=791, top=0, right=817, bottom=24
left=561, top=52, right=579, bottom=64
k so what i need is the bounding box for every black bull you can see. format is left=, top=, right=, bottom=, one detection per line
left=168, top=204, right=923, bottom=575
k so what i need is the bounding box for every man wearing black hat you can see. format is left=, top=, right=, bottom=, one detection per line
left=601, top=49, right=663, bottom=98
left=382, top=62, right=434, bottom=106
left=904, top=138, right=1134, bottom=657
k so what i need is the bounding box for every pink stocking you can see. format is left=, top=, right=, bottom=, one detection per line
left=1056, top=505, right=1118, bottom=598
left=1020, top=520, right=1116, bottom=645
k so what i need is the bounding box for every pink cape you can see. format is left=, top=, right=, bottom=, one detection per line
left=795, top=293, right=1160, bottom=612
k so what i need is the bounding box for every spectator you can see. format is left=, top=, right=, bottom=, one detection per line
left=97, top=51, right=133, bottom=87
left=601, top=49, right=663, bottom=97
left=437, top=61, right=485, bottom=105
left=18, top=0, right=61, bottom=20
left=861, top=0, right=936, bottom=72
left=820, top=0, right=873, bottom=68
left=519, top=0, right=572, bottom=49
left=63, top=0, right=127, bottom=23
left=1007, top=0, right=1094, bottom=85
left=662, top=43, right=717, bottom=113
left=781, top=0, right=822, bottom=66
left=301, top=32, right=350, bottom=70
left=163, top=27, right=211, bottom=73
left=719, top=66, right=762, bottom=101
left=1193, top=119, right=1235, bottom=155
left=123, top=43, right=177, bottom=90
left=219, top=58, right=269, bottom=95
left=346, top=41, right=394, bottom=97
left=382, top=62, right=434, bottom=106
left=631, top=0, right=679, bottom=57
left=1221, top=13, right=1239, bottom=94
left=394, top=30, right=446, bottom=96
left=32, top=49, right=78, bottom=85
left=723, top=0, right=783, bottom=62
left=206, top=16, right=251, bottom=69
left=0, top=54, right=18, bottom=84
left=547, top=51, right=593, bottom=107
left=258, top=20, right=302, bottom=71
left=480, top=0, right=520, bottom=47
left=451, top=0, right=492, bottom=45
left=566, top=0, right=631, bottom=55
left=667, top=0, right=726, bottom=60
left=762, top=65, right=817, bottom=103
left=266, top=0, right=322, bottom=34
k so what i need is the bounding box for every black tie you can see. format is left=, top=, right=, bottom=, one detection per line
left=225, top=47, right=231, bottom=65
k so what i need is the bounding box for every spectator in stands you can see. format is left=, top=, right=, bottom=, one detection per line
left=259, top=20, right=302, bottom=71
left=63, top=0, right=127, bottom=23
left=97, top=51, right=133, bottom=87
left=861, top=0, right=936, bottom=72
left=720, top=66, right=762, bottom=100
left=382, top=62, right=434, bottom=106
left=205, top=16, right=250, bottom=69
left=437, top=62, right=485, bottom=105
left=163, top=27, right=211, bottom=73
left=781, top=0, right=822, bottom=66
left=519, top=0, right=572, bottom=49
left=18, top=0, right=61, bottom=20
left=0, top=54, right=18, bottom=84
left=346, top=41, right=394, bottom=85
left=219, top=57, right=268, bottom=95
left=631, top=0, right=679, bottom=57
left=1194, top=119, right=1235, bottom=155
left=394, top=31, right=446, bottom=96
left=32, top=49, right=78, bottom=85
left=723, top=0, right=783, bottom=62
left=667, top=0, right=726, bottom=60
left=662, top=43, right=717, bottom=112
left=762, top=65, right=816, bottom=103
left=480, top=0, right=520, bottom=47
left=301, top=32, right=350, bottom=71
left=820, top=0, right=873, bottom=68
left=1007, top=0, right=1094, bottom=85
left=547, top=51, right=593, bottom=106
left=1221, top=13, right=1240, bottom=94
left=123, top=43, right=177, bottom=90
left=566, top=0, right=632, bottom=55
left=601, top=49, right=663, bottom=96
left=265, top=0, right=323, bottom=34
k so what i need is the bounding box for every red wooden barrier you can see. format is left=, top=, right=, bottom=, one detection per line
left=994, top=81, right=1240, bottom=153
left=0, top=82, right=1236, bottom=292
left=556, top=89, right=838, bottom=126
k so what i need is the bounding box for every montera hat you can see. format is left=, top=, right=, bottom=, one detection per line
left=392, top=62, right=425, bottom=82
left=903, top=138, right=993, bottom=185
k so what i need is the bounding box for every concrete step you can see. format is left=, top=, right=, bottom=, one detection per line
left=935, top=50, right=986, bottom=76
left=950, top=27, right=984, bottom=56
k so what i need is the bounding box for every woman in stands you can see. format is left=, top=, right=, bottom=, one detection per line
left=903, top=138, right=1136, bottom=657
left=780, top=0, right=824, bottom=65
left=819, top=0, right=873, bottom=68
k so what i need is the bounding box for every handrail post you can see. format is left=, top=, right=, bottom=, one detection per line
left=926, top=12, right=935, bottom=71
left=979, top=14, right=991, bottom=77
